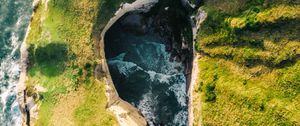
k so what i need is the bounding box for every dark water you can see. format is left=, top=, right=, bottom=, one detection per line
left=105, top=11, right=189, bottom=125
left=106, top=28, right=188, bottom=126
left=0, top=0, right=32, bottom=125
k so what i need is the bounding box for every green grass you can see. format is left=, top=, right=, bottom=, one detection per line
left=228, top=5, right=300, bottom=29
left=74, top=81, right=118, bottom=126
left=196, top=56, right=300, bottom=125
left=194, top=0, right=300, bottom=125
left=196, top=1, right=300, bottom=66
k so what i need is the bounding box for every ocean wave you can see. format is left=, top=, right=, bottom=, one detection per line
left=0, top=0, right=32, bottom=125
left=173, top=110, right=188, bottom=126
left=0, top=44, right=22, bottom=126
left=137, top=90, right=157, bottom=126
left=108, top=41, right=187, bottom=125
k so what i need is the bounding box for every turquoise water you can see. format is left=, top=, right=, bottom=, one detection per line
left=104, top=0, right=193, bottom=125
left=105, top=13, right=189, bottom=125
left=107, top=41, right=188, bottom=125
left=0, top=0, right=32, bottom=125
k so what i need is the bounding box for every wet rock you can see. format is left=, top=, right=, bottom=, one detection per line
left=121, top=13, right=146, bottom=35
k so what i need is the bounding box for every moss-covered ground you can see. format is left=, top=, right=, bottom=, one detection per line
left=25, top=0, right=134, bottom=125
left=194, top=0, right=300, bottom=125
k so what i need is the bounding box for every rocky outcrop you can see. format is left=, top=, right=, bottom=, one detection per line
left=188, top=7, right=207, bottom=126
left=17, top=0, right=41, bottom=125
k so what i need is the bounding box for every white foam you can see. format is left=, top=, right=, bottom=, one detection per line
left=147, top=70, right=156, bottom=81
left=0, top=56, right=21, bottom=125
left=0, top=0, right=32, bottom=125
left=169, top=74, right=187, bottom=107
left=108, top=53, right=143, bottom=77
left=108, top=41, right=188, bottom=125
left=173, top=110, right=188, bottom=126
left=146, top=42, right=183, bottom=74
left=137, top=90, right=157, bottom=126
left=146, top=71, right=172, bottom=84
left=0, top=15, right=24, bottom=126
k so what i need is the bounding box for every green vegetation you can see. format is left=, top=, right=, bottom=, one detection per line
left=196, top=57, right=300, bottom=125
left=194, top=0, right=300, bottom=125
left=25, top=0, right=134, bottom=125
left=229, top=5, right=300, bottom=29
left=74, top=81, right=118, bottom=126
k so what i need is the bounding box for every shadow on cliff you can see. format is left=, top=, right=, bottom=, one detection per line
left=92, top=0, right=135, bottom=40
left=28, top=43, right=69, bottom=77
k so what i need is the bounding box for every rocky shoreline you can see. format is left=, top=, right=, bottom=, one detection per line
left=17, top=0, right=42, bottom=125
left=188, top=7, right=207, bottom=126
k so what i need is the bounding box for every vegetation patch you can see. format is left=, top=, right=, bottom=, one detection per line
left=197, top=56, right=300, bottom=125
left=195, top=0, right=300, bottom=125
left=228, top=5, right=300, bottom=29
left=74, top=81, right=118, bottom=126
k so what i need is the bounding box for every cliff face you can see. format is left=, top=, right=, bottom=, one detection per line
left=104, top=0, right=197, bottom=124
left=192, top=0, right=300, bottom=125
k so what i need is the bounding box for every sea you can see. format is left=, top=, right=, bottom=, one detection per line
left=0, top=0, right=32, bottom=125
left=105, top=14, right=188, bottom=125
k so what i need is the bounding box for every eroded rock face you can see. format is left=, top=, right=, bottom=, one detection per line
left=104, top=0, right=193, bottom=125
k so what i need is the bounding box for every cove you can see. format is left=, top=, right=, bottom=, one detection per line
left=104, top=0, right=193, bottom=125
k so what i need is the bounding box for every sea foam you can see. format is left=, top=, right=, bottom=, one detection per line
left=108, top=41, right=188, bottom=125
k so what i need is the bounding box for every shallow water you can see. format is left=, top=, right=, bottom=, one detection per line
left=105, top=14, right=188, bottom=125
left=0, top=0, right=32, bottom=125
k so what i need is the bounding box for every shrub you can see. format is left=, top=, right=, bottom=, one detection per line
left=34, top=43, right=68, bottom=76
left=204, top=74, right=218, bottom=102
left=35, top=43, right=68, bottom=64
left=205, top=82, right=216, bottom=102
left=27, top=44, right=36, bottom=67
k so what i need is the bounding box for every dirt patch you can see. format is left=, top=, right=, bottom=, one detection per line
left=49, top=88, right=85, bottom=126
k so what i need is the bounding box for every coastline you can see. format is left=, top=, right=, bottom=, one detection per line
left=17, top=0, right=40, bottom=125
left=188, top=54, right=200, bottom=126
left=188, top=7, right=207, bottom=126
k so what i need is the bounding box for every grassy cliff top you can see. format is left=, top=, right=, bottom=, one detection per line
left=193, top=0, right=300, bottom=125
left=25, top=0, right=134, bottom=125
